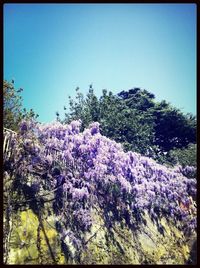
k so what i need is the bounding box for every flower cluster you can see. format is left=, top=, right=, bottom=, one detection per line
left=6, top=119, right=197, bottom=254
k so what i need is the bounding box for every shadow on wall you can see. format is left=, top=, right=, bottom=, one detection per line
left=186, top=240, right=197, bottom=265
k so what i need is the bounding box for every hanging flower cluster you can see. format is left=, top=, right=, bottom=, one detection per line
left=5, top=118, right=196, bottom=253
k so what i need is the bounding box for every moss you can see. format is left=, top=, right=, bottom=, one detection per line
left=7, top=209, right=63, bottom=264
left=6, top=208, right=195, bottom=264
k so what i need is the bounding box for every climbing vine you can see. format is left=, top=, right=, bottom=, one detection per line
left=3, top=119, right=197, bottom=264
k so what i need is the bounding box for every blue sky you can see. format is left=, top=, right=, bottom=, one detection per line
left=4, top=3, right=196, bottom=123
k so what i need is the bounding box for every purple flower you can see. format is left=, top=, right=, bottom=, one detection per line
left=89, top=122, right=100, bottom=135
left=20, top=121, right=28, bottom=131
left=118, top=175, right=132, bottom=192
left=6, top=118, right=197, bottom=239
left=70, top=120, right=82, bottom=133
left=72, top=187, right=89, bottom=200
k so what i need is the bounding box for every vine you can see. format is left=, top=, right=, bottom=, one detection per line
left=3, top=119, right=197, bottom=263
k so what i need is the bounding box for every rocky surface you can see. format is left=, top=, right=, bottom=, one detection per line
left=6, top=207, right=196, bottom=265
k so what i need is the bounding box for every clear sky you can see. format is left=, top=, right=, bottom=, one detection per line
left=4, top=3, right=196, bottom=123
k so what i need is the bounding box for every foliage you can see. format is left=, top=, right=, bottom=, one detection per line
left=6, top=209, right=65, bottom=264
left=3, top=80, right=39, bottom=131
left=4, top=119, right=197, bottom=264
left=169, top=143, right=197, bottom=168
left=60, top=87, right=196, bottom=165
left=62, top=87, right=155, bottom=155
left=152, top=103, right=196, bottom=152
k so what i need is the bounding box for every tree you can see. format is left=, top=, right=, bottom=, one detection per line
left=152, top=102, right=196, bottom=152
left=118, top=88, right=155, bottom=111
left=61, top=86, right=155, bottom=155
left=169, top=143, right=197, bottom=168
left=3, top=80, right=39, bottom=131
left=60, top=86, right=196, bottom=165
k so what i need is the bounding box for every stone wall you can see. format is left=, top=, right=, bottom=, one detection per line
left=6, top=207, right=196, bottom=264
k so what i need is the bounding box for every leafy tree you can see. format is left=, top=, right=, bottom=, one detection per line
left=62, top=86, right=155, bottom=155
left=99, top=90, right=155, bottom=154
left=60, top=86, right=196, bottom=165
left=118, top=87, right=155, bottom=111
left=3, top=80, right=39, bottom=131
left=152, top=102, right=196, bottom=152
left=117, top=88, right=196, bottom=152
left=169, top=143, right=197, bottom=168
left=63, top=87, right=89, bottom=130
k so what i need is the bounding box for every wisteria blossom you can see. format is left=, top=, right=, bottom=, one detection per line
left=5, top=119, right=197, bottom=254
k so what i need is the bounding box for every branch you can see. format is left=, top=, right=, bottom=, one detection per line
left=3, top=182, right=65, bottom=206
left=84, top=225, right=103, bottom=246
left=37, top=213, right=57, bottom=264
